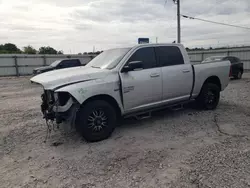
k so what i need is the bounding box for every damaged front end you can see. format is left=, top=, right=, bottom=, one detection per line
left=41, top=90, right=80, bottom=127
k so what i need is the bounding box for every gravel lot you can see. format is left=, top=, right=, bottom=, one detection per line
left=1, top=74, right=250, bottom=188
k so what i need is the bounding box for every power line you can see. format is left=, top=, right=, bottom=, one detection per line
left=181, top=14, right=250, bottom=30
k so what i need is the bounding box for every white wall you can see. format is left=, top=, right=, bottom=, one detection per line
left=0, top=55, right=94, bottom=76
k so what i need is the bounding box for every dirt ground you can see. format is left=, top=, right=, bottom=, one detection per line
left=1, top=74, right=250, bottom=188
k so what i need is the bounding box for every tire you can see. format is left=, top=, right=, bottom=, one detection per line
left=196, top=83, right=220, bottom=110
left=75, top=100, right=116, bottom=142
left=236, top=71, right=242, bottom=79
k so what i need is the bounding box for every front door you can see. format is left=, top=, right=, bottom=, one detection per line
left=119, top=47, right=162, bottom=113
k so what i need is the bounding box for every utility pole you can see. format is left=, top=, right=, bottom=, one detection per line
left=173, top=0, right=181, bottom=43
left=177, top=0, right=181, bottom=43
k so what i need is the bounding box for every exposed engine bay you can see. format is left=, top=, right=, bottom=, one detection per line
left=41, top=90, right=79, bottom=141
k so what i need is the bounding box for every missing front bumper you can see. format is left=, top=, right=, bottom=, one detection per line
left=41, top=91, right=79, bottom=126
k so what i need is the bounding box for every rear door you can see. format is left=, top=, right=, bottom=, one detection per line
left=120, top=47, right=162, bottom=112
left=224, top=57, right=241, bottom=76
left=155, top=46, right=193, bottom=104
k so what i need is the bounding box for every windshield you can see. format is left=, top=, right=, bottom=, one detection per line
left=86, top=48, right=131, bottom=69
left=50, top=60, right=62, bottom=67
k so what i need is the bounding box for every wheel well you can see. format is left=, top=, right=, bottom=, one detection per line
left=81, top=94, right=121, bottom=117
left=203, top=76, right=221, bottom=91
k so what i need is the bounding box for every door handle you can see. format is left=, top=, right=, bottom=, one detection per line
left=182, top=69, right=190, bottom=73
left=150, top=73, right=160, bottom=78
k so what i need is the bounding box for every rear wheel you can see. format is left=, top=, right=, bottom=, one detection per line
left=196, top=83, right=220, bottom=110
left=76, top=100, right=116, bottom=142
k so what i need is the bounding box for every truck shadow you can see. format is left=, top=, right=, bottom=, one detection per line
left=117, top=102, right=198, bottom=129
left=50, top=102, right=199, bottom=146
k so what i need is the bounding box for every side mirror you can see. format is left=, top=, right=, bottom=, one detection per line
left=122, top=61, right=143, bottom=72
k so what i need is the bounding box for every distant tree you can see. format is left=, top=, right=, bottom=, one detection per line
left=4, top=43, right=19, bottom=52
left=95, top=51, right=103, bottom=55
left=0, top=43, right=22, bottom=54
left=38, top=46, right=57, bottom=54
left=23, top=45, right=37, bottom=54
left=57, top=50, right=63, bottom=54
left=83, top=52, right=88, bottom=55
left=78, top=53, right=82, bottom=55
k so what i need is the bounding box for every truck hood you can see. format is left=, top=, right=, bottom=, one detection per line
left=30, top=66, right=110, bottom=90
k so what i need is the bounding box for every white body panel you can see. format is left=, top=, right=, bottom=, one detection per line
left=161, top=64, right=193, bottom=103
left=120, top=67, right=162, bottom=113
left=192, top=61, right=230, bottom=97
left=55, top=72, right=124, bottom=114
left=30, top=66, right=110, bottom=90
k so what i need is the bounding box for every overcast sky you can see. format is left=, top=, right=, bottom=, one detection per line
left=0, top=0, right=250, bottom=53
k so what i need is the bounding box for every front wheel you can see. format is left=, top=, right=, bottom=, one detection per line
left=196, top=83, right=220, bottom=110
left=76, top=100, right=117, bottom=142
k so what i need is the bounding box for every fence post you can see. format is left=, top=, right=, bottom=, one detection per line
left=201, top=52, right=204, bottom=61
left=14, top=56, right=19, bottom=77
left=227, top=50, right=230, bottom=56
left=43, top=55, right=46, bottom=66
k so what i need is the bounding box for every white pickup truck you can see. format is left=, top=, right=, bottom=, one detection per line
left=31, top=43, right=230, bottom=142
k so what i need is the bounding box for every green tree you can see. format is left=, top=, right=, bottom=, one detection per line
left=0, top=43, right=22, bottom=54
left=57, top=50, right=63, bottom=54
left=23, top=45, right=37, bottom=54
left=4, top=43, right=19, bottom=52
left=38, top=46, right=57, bottom=54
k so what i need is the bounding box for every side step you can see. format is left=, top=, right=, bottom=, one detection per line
left=135, top=112, right=151, bottom=120
left=171, top=104, right=184, bottom=111
left=124, top=100, right=194, bottom=119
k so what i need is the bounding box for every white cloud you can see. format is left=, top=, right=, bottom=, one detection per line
left=0, top=0, right=250, bottom=53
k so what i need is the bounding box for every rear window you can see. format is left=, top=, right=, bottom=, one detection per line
left=155, top=46, right=184, bottom=67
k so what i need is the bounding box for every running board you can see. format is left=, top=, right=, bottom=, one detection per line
left=171, top=104, right=184, bottom=111
left=124, top=99, right=195, bottom=119
left=135, top=112, right=151, bottom=120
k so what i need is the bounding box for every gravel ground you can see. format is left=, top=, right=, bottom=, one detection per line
left=0, top=74, right=250, bottom=188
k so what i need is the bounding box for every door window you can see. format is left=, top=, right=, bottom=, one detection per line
left=127, top=47, right=157, bottom=69
left=155, top=46, right=184, bottom=67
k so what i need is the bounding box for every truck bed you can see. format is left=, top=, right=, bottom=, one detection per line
left=191, top=60, right=231, bottom=98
